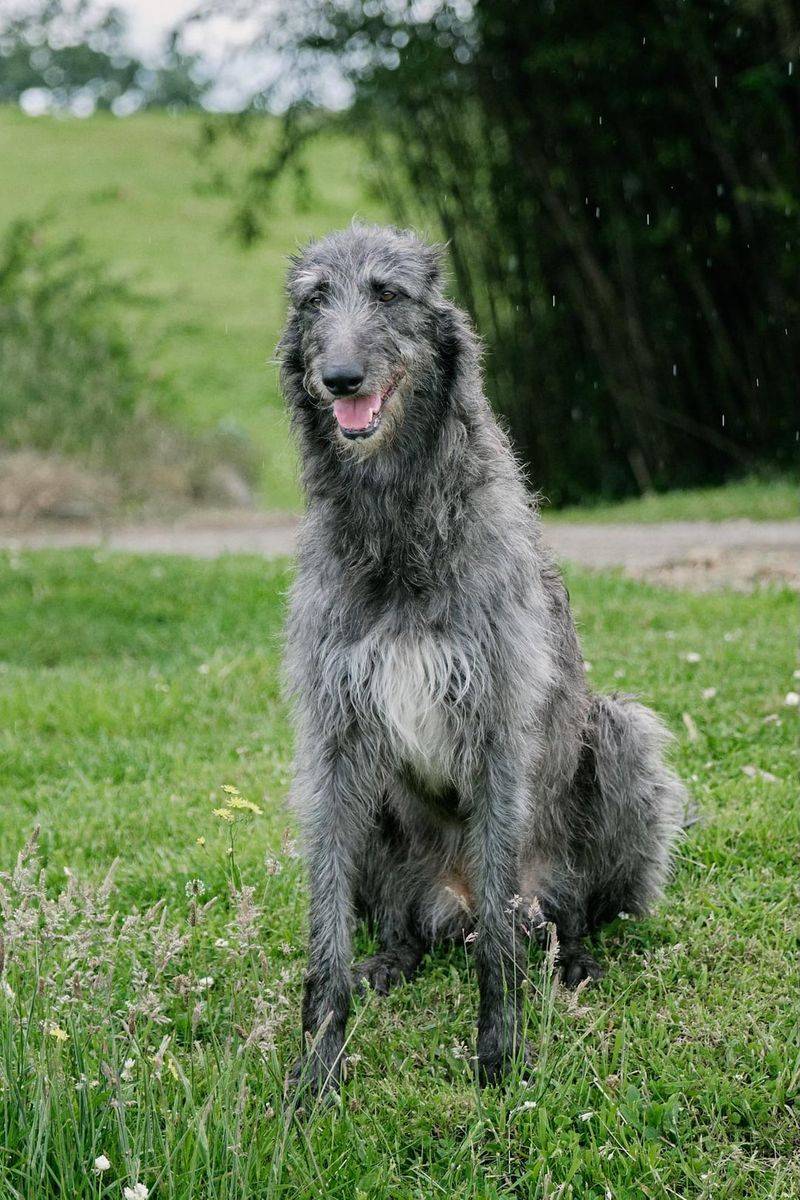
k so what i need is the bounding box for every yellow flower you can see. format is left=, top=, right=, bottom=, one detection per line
left=196, top=836, right=206, bottom=846
left=221, top=784, right=240, bottom=796
left=47, top=1023, right=68, bottom=1043
left=212, top=808, right=234, bottom=822
left=225, top=796, right=263, bottom=815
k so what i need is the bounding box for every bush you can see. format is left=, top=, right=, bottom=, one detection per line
left=0, top=219, right=258, bottom=514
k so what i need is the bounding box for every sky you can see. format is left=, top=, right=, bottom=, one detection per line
left=115, top=0, right=202, bottom=57
left=117, top=0, right=351, bottom=110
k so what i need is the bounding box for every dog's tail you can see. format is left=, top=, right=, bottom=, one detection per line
left=580, top=693, right=687, bottom=930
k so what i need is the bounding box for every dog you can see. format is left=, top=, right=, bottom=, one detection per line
left=279, top=224, right=685, bottom=1096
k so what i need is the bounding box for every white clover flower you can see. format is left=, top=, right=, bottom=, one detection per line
left=123, top=1185, right=149, bottom=1200
left=93, top=1154, right=111, bottom=1172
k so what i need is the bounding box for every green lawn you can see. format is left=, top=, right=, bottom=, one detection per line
left=0, top=549, right=797, bottom=1198
left=544, top=477, right=797, bottom=525
left=0, top=107, right=391, bottom=512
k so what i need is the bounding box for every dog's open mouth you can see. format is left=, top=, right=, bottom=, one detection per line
left=333, top=376, right=402, bottom=440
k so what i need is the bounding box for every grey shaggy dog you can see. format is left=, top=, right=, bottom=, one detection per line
left=279, top=224, right=686, bottom=1097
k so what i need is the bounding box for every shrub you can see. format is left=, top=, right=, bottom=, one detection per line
left=0, top=219, right=258, bottom=514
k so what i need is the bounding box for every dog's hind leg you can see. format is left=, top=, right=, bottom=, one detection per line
left=539, top=694, right=685, bottom=987
left=353, top=808, right=427, bottom=995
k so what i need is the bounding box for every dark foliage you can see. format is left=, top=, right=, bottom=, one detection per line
left=221, top=0, right=799, bottom=504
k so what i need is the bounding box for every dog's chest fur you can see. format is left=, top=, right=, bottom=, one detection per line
left=344, top=629, right=476, bottom=789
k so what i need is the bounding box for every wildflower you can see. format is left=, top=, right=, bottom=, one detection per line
left=221, top=784, right=240, bottom=795
left=702, top=687, right=717, bottom=700
left=120, top=1057, right=136, bottom=1081
left=784, top=691, right=799, bottom=707
left=281, top=829, right=299, bottom=858
left=196, top=976, right=214, bottom=991
left=212, top=808, right=234, bottom=822
left=93, top=1155, right=111, bottom=1172
left=225, top=795, right=263, bottom=815
left=196, top=836, right=206, bottom=846
left=123, top=1185, right=149, bottom=1200
left=685, top=651, right=701, bottom=663
left=184, top=878, right=207, bottom=899
left=47, top=1022, right=68, bottom=1043
left=265, top=855, right=282, bottom=875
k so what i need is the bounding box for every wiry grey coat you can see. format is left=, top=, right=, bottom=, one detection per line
left=279, top=225, right=685, bottom=1096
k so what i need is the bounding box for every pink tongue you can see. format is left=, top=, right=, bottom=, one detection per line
left=333, top=394, right=380, bottom=430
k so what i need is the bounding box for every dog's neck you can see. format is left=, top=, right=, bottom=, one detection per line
left=299, top=387, right=506, bottom=604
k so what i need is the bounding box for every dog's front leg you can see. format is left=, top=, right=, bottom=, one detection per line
left=468, top=748, right=529, bottom=1086
left=290, top=747, right=372, bottom=1101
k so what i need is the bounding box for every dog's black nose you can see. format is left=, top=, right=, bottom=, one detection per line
left=322, top=362, right=365, bottom=396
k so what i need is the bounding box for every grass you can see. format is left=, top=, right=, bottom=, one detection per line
left=0, top=107, right=391, bottom=512
left=543, top=476, right=797, bottom=524
left=0, top=548, right=797, bottom=1198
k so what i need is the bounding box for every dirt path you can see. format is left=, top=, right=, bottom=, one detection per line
left=1, top=511, right=797, bottom=592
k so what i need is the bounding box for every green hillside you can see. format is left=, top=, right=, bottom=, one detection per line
left=0, top=107, right=389, bottom=510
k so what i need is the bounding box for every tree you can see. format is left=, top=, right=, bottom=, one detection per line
left=211, top=0, right=799, bottom=504
left=0, top=1, right=209, bottom=114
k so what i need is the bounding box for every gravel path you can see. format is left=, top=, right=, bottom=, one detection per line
left=1, top=512, right=797, bottom=591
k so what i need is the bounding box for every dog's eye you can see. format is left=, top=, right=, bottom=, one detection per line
left=307, top=293, right=323, bottom=309
left=378, top=289, right=397, bottom=303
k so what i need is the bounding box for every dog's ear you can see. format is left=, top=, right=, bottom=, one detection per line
left=422, top=241, right=447, bottom=294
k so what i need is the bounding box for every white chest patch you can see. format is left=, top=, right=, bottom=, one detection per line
left=345, top=632, right=478, bottom=787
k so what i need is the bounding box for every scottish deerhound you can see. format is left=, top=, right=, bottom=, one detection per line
left=279, top=225, right=685, bottom=1096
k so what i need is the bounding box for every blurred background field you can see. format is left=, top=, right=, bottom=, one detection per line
left=0, top=106, right=391, bottom=513
left=1, top=0, right=797, bottom=524
left=1, top=101, right=795, bottom=523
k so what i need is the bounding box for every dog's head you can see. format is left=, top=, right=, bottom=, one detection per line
left=279, top=225, right=453, bottom=459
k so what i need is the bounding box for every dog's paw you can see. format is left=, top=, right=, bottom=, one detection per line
left=557, top=947, right=604, bottom=989
left=476, top=1038, right=534, bottom=1088
left=286, top=1050, right=343, bottom=1106
left=352, top=952, right=414, bottom=996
